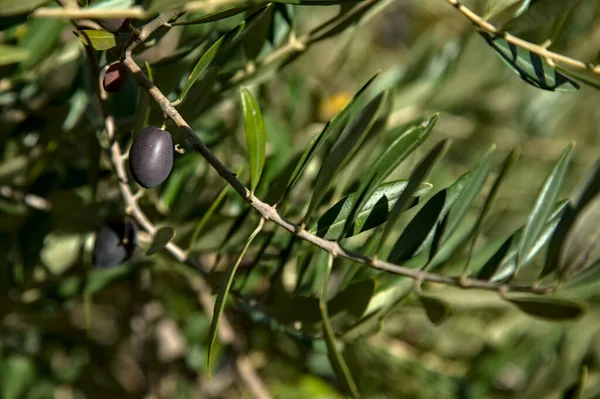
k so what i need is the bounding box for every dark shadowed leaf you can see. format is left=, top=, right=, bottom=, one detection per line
left=312, top=180, right=432, bottom=240
left=518, top=144, right=574, bottom=274
left=319, top=252, right=359, bottom=397
left=278, top=71, right=380, bottom=205
left=303, top=91, right=387, bottom=223
left=505, top=295, right=586, bottom=320
left=74, top=30, right=117, bottom=51
left=146, top=226, right=176, bottom=255
left=341, top=114, right=438, bottom=240
left=240, top=87, right=266, bottom=193
left=477, top=235, right=514, bottom=280
left=480, top=31, right=579, bottom=91
left=502, top=0, right=581, bottom=34
left=418, top=294, right=453, bottom=326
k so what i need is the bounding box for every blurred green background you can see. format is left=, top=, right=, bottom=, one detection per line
left=2, top=0, right=600, bottom=398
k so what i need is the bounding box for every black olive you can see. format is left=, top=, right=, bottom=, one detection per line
left=92, top=219, right=137, bottom=268
left=128, top=126, right=174, bottom=188
left=103, top=62, right=127, bottom=93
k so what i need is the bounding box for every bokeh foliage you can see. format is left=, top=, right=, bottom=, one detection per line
left=2, top=0, right=600, bottom=398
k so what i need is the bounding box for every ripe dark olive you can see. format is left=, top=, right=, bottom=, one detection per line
left=92, top=219, right=137, bottom=268
left=98, top=18, right=129, bottom=33
left=103, top=62, right=127, bottom=93
left=128, top=126, right=174, bottom=188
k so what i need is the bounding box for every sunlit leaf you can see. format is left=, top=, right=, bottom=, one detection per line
left=380, top=139, right=450, bottom=255
left=240, top=87, right=266, bottom=193
left=341, top=114, right=438, bottom=240
left=312, top=180, right=432, bottom=240
left=505, top=295, right=586, bottom=320
left=517, top=144, right=574, bottom=273
left=480, top=31, right=579, bottom=91
left=74, top=30, right=117, bottom=51
left=0, top=355, right=36, bottom=399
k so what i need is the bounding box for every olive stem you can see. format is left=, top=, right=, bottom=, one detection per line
left=120, top=40, right=556, bottom=296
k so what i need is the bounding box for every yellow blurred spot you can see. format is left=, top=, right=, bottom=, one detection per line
left=319, top=92, right=352, bottom=121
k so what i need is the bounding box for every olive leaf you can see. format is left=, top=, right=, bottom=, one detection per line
left=303, top=90, right=388, bottom=224
left=74, top=30, right=117, bottom=51
left=312, top=180, right=432, bottom=240
left=504, top=295, right=586, bottom=321
left=418, top=294, right=453, bottom=326
left=0, top=44, right=30, bottom=65
left=340, top=114, right=438, bottom=240
left=146, top=226, right=176, bottom=256
left=207, top=220, right=263, bottom=377
left=319, top=252, right=359, bottom=398
left=517, top=144, right=574, bottom=275
left=240, top=87, right=266, bottom=193
left=172, top=6, right=251, bottom=25
left=480, top=31, right=580, bottom=91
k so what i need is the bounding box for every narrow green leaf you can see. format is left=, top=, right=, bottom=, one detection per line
left=75, top=30, right=117, bottom=51
left=312, top=180, right=432, bottom=240
left=319, top=252, right=359, bottom=398
left=146, top=226, right=175, bottom=255
left=518, top=144, right=574, bottom=273
left=177, top=5, right=270, bottom=104
left=83, top=265, right=133, bottom=296
left=240, top=87, right=266, bottom=193
left=480, top=31, right=579, bottom=92
left=207, top=220, right=264, bottom=376
left=303, top=91, right=387, bottom=224
left=443, top=145, right=496, bottom=243
left=464, top=149, right=519, bottom=274
left=418, top=294, right=452, bottom=326
left=341, top=114, right=438, bottom=240
left=172, top=6, right=251, bottom=25
left=0, top=0, right=48, bottom=16
left=387, top=171, right=471, bottom=263
left=188, top=183, right=231, bottom=249
left=307, top=0, right=379, bottom=44
left=379, top=139, right=450, bottom=254
left=476, top=235, right=514, bottom=280
left=543, top=161, right=600, bottom=278
left=277, top=71, right=380, bottom=205
left=0, top=44, right=30, bottom=65
left=505, top=295, right=586, bottom=321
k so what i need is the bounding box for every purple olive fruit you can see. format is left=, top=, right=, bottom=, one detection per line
left=98, top=18, right=129, bottom=33
left=103, top=62, right=128, bottom=93
left=128, top=126, right=174, bottom=188
left=92, top=219, right=137, bottom=268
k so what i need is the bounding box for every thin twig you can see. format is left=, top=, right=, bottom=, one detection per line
left=72, top=10, right=272, bottom=399
left=445, top=0, right=600, bottom=74
left=121, top=43, right=555, bottom=296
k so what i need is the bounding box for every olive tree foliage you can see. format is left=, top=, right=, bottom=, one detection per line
left=1, top=0, right=600, bottom=397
